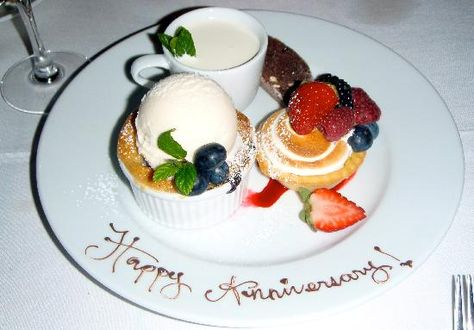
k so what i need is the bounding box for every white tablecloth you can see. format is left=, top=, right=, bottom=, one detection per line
left=1, top=1, right=473, bottom=329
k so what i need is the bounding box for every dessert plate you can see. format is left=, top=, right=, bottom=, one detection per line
left=36, top=11, right=463, bottom=327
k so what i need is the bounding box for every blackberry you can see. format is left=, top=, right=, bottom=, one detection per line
left=316, top=73, right=353, bottom=108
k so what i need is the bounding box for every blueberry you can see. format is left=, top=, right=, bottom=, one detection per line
left=189, top=173, right=209, bottom=196
left=364, top=122, right=379, bottom=139
left=206, top=161, right=229, bottom=185
left=194, top=143, right=227, bottom=172
left=348, top=125, right=373, bottom=152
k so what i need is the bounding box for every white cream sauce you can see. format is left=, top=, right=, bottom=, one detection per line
left=179, top=20, right=260, bottom=70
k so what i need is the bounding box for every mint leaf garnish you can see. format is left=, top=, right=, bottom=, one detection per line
left=152, top=161, right=180, bottom=182
left=158, top=26, right=196, bottom=57
left=157, top=129, right=187, bottom=160
left=174, top=162, right=197, bottom=196
left=158, top=33, right=172, bottom=50
left=153, top=129, right=200, bottom=196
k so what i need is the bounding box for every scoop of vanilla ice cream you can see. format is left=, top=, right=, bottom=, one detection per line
left=135, top=73, right=238, bottom=168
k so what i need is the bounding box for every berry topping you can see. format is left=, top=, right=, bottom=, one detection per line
left=190, top=173, right=209, bottom=196
left=299, top=188, right=366, bottom=232
left=348, top=125, right=374, bottom=152
left=153, top=135, right=231, bottom=196
left=352, top=87, right=381, bottom=125
left=364, top=122, right=379, bottom=139
left=316, top=73, right=353, bottom=108
left=194, top=143, right=227, bottom=172
left=204, top=161, right=230, bottom=185
left=288, top=81, right=339, bottom=135
left=317, top=107, right=355, bottom=142
left=190, top=142, right=230, bottom=195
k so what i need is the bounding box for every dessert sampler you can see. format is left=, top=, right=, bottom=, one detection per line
left=119, top=14, right=382, bottom=232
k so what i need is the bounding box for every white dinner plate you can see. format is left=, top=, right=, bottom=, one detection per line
left=36, top=10, right=464, bottom=327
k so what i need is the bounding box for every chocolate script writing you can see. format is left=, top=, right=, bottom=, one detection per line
left=84, top=224, right=413, bottom=306
left=84, top=223, right=191, bottom=299
left=205, top=246, right=413, bottom=305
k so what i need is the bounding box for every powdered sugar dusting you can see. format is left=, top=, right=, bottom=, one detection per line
left=226, top=112, right=256, bottom=192
left=74, top=173, right=119, bottom=217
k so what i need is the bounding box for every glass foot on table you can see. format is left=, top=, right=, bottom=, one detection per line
left=0, top=51, right=88, bottom=115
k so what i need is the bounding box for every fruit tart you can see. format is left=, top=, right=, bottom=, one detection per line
left=256, top=74, right=381, bottom=191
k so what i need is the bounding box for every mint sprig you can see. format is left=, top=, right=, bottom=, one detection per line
left=158, top=26, right=196, bottom=57
left=174, top=162, right=197, bottom=196
left=153, top=129, right=196, bottom=196
left=157, top=129, right=187, bottom=159
left=152, top=161, right=180, bottom=181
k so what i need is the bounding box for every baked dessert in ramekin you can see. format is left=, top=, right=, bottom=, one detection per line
left=117, top=74, right=255, bottom=229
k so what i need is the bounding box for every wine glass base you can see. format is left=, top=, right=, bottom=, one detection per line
left=0, top=51, right=88, bottom=115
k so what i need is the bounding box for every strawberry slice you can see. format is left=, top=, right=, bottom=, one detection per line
left=288, top=82, right=338, bottom=135
left=299, top=188, right=366, bottom=232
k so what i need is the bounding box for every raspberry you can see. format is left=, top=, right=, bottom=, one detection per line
left=316, top=73, right=353, bottom=108
left=352, top=87, right=381, bottom=124
left=318, top=107, right=355, bottom=142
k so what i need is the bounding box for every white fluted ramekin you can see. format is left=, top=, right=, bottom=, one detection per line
left=119, top=158, right=253, bottom=229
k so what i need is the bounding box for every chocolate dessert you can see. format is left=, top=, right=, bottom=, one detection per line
left=260, top=36, right=312, bottom=105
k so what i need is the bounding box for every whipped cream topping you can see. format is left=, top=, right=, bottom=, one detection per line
left=258, top=110, right=353, bottom=176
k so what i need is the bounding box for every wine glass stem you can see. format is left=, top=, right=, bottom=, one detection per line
left=15, top=0, right=59, bottom=82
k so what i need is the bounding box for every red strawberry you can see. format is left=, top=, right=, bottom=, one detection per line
left=288, top=82, right=338, bottom=135
left=352, top=87, right=381, bottom=125
left=317, top=106, right=355, bottom=141
left=308, top=188, right=366, bottom=232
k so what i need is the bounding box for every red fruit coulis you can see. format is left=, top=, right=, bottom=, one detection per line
left=244, top=173, right=357, bottom=208
left=244, top=179, right=288, bottom=208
